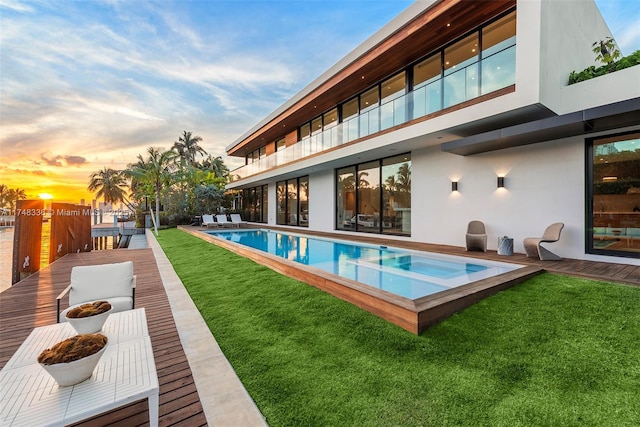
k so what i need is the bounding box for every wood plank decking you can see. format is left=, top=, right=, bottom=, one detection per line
left=1, top=227, right=639, bottom=425
left=0, top=249, right=207, bottom=427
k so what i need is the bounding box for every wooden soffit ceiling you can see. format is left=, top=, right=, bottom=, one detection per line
left=230, top=0, right=516, bottom=157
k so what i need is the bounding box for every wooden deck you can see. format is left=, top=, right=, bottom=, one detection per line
left=1, top=228, right=639, bottom=425
left=0, top=249, right=207, bottom=427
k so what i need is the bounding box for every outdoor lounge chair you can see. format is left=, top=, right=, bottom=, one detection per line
left=217, top=214, right=238, bottom=228
left=230, top=213, right=247, bottom=227
left=465, top=220, right=487, bottom=252
left=56, top=261, right=136, bottom=323
left=201, top=214, right=219, bottom=228
left=523, top=222, right=564, bottom=260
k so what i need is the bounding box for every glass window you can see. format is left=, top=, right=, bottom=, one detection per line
left=381, top=72, right=406, bottom=103
left=589, top=132, right=640, bottom=256
left=360, top=87, right=379, bottom=112
left=287, top=179, right=298, bottom=225
left=482, top=11, right=516, bottom=58
left=323, top=108, right=338, bottom=129
left=262, top=184, right=268, bottom=224
left=299, top=123, right=311, bottom=140
left=337, top=166, right=356, bottom=230
left=276, top=138, right=286, bottom=151
left=444, top=33, right=479, bottom=107
left=259, top=146, right=267, bottom=159
left=342, top=97, right=358, bottom=119
left=277, top=181, right=286, bottom=225
left=299, top=176, right=309, bottom=227
left=413, top=53, right=441, bottom=88
left=357, top=161, right=381, bottom=232
left=311, top=116, right=323, bottom=135
left=382, top=155, right=411, bottom=235
left=481, top=11, right=517, bottom=94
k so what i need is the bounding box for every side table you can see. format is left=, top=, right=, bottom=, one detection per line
left=498, top=236, right=514, bottom=255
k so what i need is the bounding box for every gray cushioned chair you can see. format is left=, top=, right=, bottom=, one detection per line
left=466, top=220, right=487, bottom=252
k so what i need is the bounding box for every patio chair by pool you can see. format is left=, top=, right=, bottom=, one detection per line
left=230, top=214, right=247, bottom=227
left=465, top=220, right=487, bottom=252
left=217, top=214, right=238, bottom=228
left=523, top=222, right=564, bottom=260
left=202, top=214, right=219, bottom=228
left=56, top=261, right=136, bottom=323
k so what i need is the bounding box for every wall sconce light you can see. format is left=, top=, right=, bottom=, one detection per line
left=451, top=181, right=458, bottom=192
left=497, top=176, right=505, bottom=188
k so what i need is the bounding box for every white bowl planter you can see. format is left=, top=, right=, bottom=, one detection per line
left=40, top=344, right=107, bottom=387
left=66, top=307, right=112, bottom=334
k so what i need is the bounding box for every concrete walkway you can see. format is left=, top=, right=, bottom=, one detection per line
left=145, top=230, right=267, bottom=426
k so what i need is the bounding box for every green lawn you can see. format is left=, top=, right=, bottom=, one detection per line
left=157, top=228, right=640, bottom=427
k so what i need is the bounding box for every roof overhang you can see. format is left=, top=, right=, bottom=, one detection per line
left=227, top=0, right=516, bottom=158
left=441, top=97, right=640, bottom=156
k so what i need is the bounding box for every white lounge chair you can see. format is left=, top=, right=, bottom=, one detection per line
left=56, top=261, right=136, bottom=323
left=217, top=214, right=238, bottom=228
left=230, top=214, right=247, bottom=227
left=523, top=222, right=564, bottom=260
left=202, top=214, right=219, bottom=228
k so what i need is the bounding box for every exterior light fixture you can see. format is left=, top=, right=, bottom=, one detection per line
left=452, top=181, right=458, bottom=192
left=497, top=176, right=505, bottom=188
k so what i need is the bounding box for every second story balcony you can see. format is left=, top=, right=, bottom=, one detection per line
left=230, top=42, right=515, bottom=182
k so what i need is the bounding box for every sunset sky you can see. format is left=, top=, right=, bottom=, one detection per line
left=1, top=0, right=639, bottom=205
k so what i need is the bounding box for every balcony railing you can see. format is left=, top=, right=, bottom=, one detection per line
left=231, top=43, right=515, bottom=181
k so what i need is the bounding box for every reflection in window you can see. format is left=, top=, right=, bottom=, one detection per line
left=336, top=155, right=411, bottom=235
left=444, top=33, right=479, bottom=108
left=241, top=185, right=268, bottom=223
left=277, top=177, right=309, bottom=227
left=482, top=11, right=516, bottom=94
left=589, top=132, right=640, bottom=257
left=299, top=176, right=309, bottom=227
left=287, top=180, right=298, bottom=225
left=277, top=182, right=287, bottom=225
left=337, top=167, right=356, bottom=231
left=357, top=161, right=381, bottom=231
left=413, top=53, right=442, bottom=117
left=382, top=155, right=411, bottom=235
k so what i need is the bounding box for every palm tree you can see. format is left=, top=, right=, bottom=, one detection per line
left=0, top=184, right=8, bottom=208
left=88, top=168, right=128, bottom=205
left=4, top=187, right=27, bottom=210
left=201, top=155, right=229, bottom=178
left=172, top=131, right=207, bottom=165
left=396, top=163, right=411, bottom=193
left=126, top=147, right=175, bottom=227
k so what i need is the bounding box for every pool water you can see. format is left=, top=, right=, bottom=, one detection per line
left=206, top=229, right=521, bottom=300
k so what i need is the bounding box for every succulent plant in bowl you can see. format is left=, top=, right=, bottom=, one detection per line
left=65, top=300, right=112, bottom=334
left=38, top=333, right=109, bottom=387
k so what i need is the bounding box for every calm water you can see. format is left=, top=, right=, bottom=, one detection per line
left=0, top=228, right=12, bottom=292
left=207, top=229, right=521, bottom=300
left=0, top=214, right=118, bottom=292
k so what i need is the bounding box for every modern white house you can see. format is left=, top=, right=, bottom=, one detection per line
left=225, top=0, right=640, bottom=263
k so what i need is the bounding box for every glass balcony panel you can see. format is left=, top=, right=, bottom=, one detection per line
left=231, top=42, right=515, bottom=180
left=482, top=44, right=516, bottom=94
left=381, top=101, right=394, bottom=130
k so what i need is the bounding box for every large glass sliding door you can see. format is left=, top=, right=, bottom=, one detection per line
left=336, top=154, right=411, bottom=235
left=276, top=176, right=309, bottom=227
left=337, top=167, right=356, bottom=231
left=382, top=155, right=412, bottom=235
left=588, top=131, right=640, bottom=257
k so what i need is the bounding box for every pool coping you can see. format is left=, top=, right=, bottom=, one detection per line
left=180, top=226, right=543, bottom=334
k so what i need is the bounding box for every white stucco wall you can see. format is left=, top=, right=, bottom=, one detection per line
left=538, top=0, right=613, bottom=112
left=412, top=138, right=584, bottom=257
left=308, top=170, right=335, bottom=231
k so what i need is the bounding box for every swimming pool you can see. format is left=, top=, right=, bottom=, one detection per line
left=205, top=229, right=521, bottom=300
